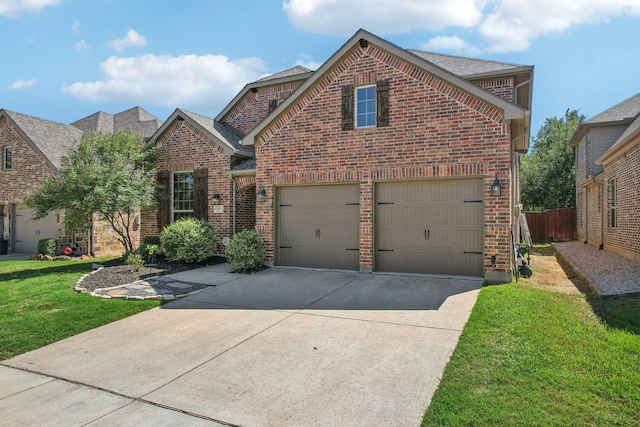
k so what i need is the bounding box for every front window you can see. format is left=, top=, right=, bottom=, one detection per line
left=609, top=178, right=617, bottom=228
left=356, top=85, right=376, bottom=128
left=173, top=171, right=194, bottom=221
left=3, top=146, right=11, bottom=169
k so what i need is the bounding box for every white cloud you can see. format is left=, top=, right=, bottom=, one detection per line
left=75, top=40, right=90, bottom=51
left=72, top=20, right=80, bottom=34
left=283, top=0, right=640, bottom=54
left=0, top=0, right=60, bottom=17
left=8, top=79, right=37, bottom=90
left=62, top=54, right=267, bottom=111
left=421, top=36, right=481, bottom=56
left=283, top=0, right=483, bottom=36
left=294, top=53, right=322, bottom=70
left=107, top=29, right=148, bottom=52
left=478, top=0, right=640, bottom=53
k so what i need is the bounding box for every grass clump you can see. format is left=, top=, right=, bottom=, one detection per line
left=0, top=259, right=158, bottom=360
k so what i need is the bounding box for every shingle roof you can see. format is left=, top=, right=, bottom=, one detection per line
left=72, top=106, right=162, bottom=139
left=2, top=109, right=84, bottom=169
left=407, top=50, right=529, bottom=78
left=231, top=157, right=256, bottom=172
left=585, top=93, right=640, bottom=124
left=255, top=65, right=313, bottom=83
left=174, top=109, right=254, bottom=156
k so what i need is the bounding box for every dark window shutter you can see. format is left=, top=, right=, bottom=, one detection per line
left=268, top=99, right=279, bottom=113
left=193, top=168, right=209, bottom=221
left=157, top=170, right=171, bottom=229
left=376, top=79, right=389, bottom=127
left=342, top=84, right=354, bottom=131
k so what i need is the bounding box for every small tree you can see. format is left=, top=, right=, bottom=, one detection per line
left=25, top=130, right=159, bottom=253
left=521, top=109, right=585, bottom=211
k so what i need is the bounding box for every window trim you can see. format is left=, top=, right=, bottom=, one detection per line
left=3, top=146, right=12, bottom=170
left=609, top=177, right=617, bottom=229
left=172, top=170, right=194, bottom=222
left=355, top=85, right=377, bottom=129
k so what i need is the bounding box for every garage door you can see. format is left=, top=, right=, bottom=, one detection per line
left=14, top=206, right=60, bottom=254
left=277, top=184, right=359, bottom=270
left=376, top=179, right=483, bottom=276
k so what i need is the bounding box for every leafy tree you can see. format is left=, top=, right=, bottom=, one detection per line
left=520, top=109, right=585, bottom=211
left=25, top=130, right=159, bottom=253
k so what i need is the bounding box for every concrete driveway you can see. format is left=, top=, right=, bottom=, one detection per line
left=1, top=265, right=482, bottom=426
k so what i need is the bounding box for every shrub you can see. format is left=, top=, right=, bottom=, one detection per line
left=161, top=217, right=216, bottom=264
left=37, top=238, right=58, bottom=256
left=140, top=236, right=162, bottom=261
left=225, top=230, right=266, bottom=273
left=123, top=251, right=144, bottom=271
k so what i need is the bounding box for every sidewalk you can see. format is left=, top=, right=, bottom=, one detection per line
left=554, top=241, right=640, bottom=296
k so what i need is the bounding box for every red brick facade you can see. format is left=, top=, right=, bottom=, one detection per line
left=142, top=118, right=253, bottom=253
left=253, top=43, right=516, bottom=281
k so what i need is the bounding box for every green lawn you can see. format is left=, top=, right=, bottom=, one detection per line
left=0, top=259, right=159, bottom=360
left=423, top=283, right=640, bottom=426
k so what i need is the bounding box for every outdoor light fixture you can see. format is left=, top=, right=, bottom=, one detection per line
left=212, top=194, right=221, bottom=204
left=491, top=254, right=497, bottom=266
left=256, top=186, right=266, bottom=203
left=491, top=174, right=502, bottom=197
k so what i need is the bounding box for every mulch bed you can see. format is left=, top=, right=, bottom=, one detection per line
left=79, top=255, right=226, bottom=292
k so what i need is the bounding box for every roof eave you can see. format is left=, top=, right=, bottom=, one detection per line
left=215, top=72, right=314, bottom=122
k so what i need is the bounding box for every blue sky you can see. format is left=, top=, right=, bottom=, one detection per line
left=1, top=0, right=639, bottom=140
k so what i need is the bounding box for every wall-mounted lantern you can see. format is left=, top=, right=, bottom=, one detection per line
left=212, top=194, right=222, bottom=205
left=256, top=186, right=267, bottom=203
left=491, top=175, right=502, bottom=197
left=491, top=254, right=497, bottom=266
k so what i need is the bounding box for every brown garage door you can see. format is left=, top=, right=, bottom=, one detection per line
left=376, top=179, right=483, bottom=276
left=277, top=184, right=359, bottom=270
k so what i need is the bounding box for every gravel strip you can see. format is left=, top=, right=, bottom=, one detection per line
left=554, top=241, right=640, bottom=296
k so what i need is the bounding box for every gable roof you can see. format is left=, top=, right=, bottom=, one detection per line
left=1, top=109, right=84, bottom=170
left=215, top=66, right=315, bottom=122
left=72, top=106, right=162, bottom=139
left=585, top=93, right=640, bottom=125
left=243, top=29, right=528, bottom=147
left=597, top=113, right=640, bottom=165
left=150, top=108, right=253, bottom=157
left=407, top=50, right=532, bottom=79
left=569, top=93, right=640, bottom=146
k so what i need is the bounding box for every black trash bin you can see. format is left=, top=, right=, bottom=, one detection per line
left=0, top=238, right=8, bottom=255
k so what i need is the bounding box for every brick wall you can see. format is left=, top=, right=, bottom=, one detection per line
left=235, top=182, right=256, bottom=232
left=221, top=81, right=306, bottom=135
left=602, top=142, right=640, bottom=261
left=146, top=119, right=235, bottom=252
left=585, top=181, right=603, bottom=248
left=473, top=78, right=515, bottom=103
left=255, top=44, right=513, bottom=279
left=0, top=116, right=57, bottom=204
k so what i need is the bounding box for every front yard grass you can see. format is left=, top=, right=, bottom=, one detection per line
left=423, top=270, right=640, bottom=426
left=0, top=259, right=159, bottom=360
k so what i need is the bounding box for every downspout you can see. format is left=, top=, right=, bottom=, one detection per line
left=232, top=178, right=237, bottom=235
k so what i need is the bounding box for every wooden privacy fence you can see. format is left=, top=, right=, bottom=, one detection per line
left=524, top=208, right=577, bottom=243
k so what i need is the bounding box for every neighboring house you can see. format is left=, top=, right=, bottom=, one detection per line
left=570, top=93, right=640, bottom=262
left=0, top=107, right=162, bottom=255
left=229, top=29, right=533, bottom=283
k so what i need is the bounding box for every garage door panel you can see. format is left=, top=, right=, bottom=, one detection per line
left=375, top=179, right=483, bottom=276
left=277, top=185, right=359, bottom=270
left=14, top=206, right=60, bottom=254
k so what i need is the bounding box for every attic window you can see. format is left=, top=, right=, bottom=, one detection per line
left=341, top=80, right=389, bottom=130
left=3, top=146, right=11, bottom=170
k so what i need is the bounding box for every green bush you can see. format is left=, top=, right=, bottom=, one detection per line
left=140, top=236, right=162, bottom=261
left=37, top=238, right=58, bottom=256
left=123, top=251, right=144, bottom=271
left=225, top=230, right=266, bottom=273
left=161, top=217, right=216, bottom=264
